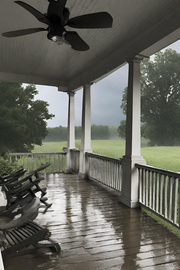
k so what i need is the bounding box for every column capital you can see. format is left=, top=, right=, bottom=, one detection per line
left=83, top=83, right=93, bottom=88
left=127, top=57, right=142, bottom=64
left=68, top=91, right=75, bottom=97
left=127, top=54, right=149, bottom=64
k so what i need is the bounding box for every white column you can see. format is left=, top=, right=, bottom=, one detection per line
left=79, top=84, right=92, bottom=178
left=65, top=92, right=76, bottom=173
left=67, top=92, right=75, bottom=149
left=120, top=57, right=146, bottom=208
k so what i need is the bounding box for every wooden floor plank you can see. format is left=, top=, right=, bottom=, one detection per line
left=3, top=173, right=180, bottom=270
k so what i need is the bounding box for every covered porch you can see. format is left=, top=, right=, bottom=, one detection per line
left=1, top=0, right=180, bottom=268
left=1, top=0, right=180, bottom=209
left=4, top=173, right=180, bottom=270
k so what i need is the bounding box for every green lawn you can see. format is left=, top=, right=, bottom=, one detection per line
left=33, top=140, right=180, bottom=172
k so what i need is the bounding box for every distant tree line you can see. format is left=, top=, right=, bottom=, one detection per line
left=43, top=125, right=120, bottom=142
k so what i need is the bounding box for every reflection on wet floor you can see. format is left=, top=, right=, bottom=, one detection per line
left=4, top=173, right=180, bottom=270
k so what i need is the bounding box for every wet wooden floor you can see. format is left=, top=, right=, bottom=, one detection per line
left=3, top=173, right=180, bottom=270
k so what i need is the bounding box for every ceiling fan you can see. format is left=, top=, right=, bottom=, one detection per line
left=2, top=0, right=113, bottom=51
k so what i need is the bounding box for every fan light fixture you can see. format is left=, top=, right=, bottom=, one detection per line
left=51, top=35, right=63, bottom=44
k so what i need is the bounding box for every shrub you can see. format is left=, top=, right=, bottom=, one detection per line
left=0, top=156, right=21, bottom=176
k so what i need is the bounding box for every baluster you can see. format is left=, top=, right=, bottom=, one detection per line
left=54, top=154, right=55, bottom=172
left=155, top=173, right=159, bottom=212
left=23, top=155, right=25, bottom=168
left=114, top=161, right=117, bottom=189
left=49, top=154, right=51, bottom=172
left=111, top=161, right=113, bottom=187
left=152, top=172, right=155, bottom=210
left=168, top=176, right=173, bottom=221
left=139, top=168, right=142, bottom=203
left=32, top=155, right=34, bottom=170
left=112, top=161, right=115, bottom=188
left=104, top=160, right=106, bottom=185
left=147, top=171, right=151, bottom=208
left=159, top=174, right=163, bottom=215
left=145, top=169, right=149, bottom=206
left=102, top=159, right=105, bottom=185
left=108, top=160, right=110, bottom=186
left=35, top=155, right=37, bottom=169
left=142, top=169, right=146, bottom=204
left=91, top=157, right=94, bottom=178
left=100, top=159, right=102, bottom=183
left=173, top=177, right=178, bottom=224
left=45, top=155, right=47, bottom=172
left=164, top=175, right=168, bottom=218
left=89, top=156, right=91, bottom=177
left=115, top=162, right=117, bottom=190
left=58, top=154, right=60, bottom=172
left=116, top=162, right=118, bottom=190
left=106, top=160, right=109, bottom=186
left=27, top=155, right=29, bottom=172
left=61, top=155, right=63, bottom=173
left=120, top=163, right=122, bottom=191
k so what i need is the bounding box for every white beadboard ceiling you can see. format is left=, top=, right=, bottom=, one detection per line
left=0, top=0, right=180, bottom=91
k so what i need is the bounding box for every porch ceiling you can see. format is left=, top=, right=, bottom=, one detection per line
left=0, top=0, right=180, bottom=91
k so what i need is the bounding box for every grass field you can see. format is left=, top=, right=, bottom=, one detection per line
left=33, top=140, right=180, bottom=172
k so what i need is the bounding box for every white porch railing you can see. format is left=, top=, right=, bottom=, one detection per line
left=136, top=163, right=180, bottom=228
left=7, top=152, right=66, bottom=173
left=70, top=149, right=80, bottom=173
left=86, top=152, right=122, bottom=191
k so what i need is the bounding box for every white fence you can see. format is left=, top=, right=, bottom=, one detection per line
left=86, top=152, right=122, bottom=191
left=136, top=163, right=180, bottom=228
left=7, top=152, right=66, bottom=173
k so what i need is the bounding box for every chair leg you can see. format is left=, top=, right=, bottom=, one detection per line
left=33, top=240, right=61, bottom=252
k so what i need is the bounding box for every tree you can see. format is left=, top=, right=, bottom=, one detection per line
left=117, top=120, right=126, bottom=139
left=118, top=49, right=180, bottom=146
left=0, top=82, right=54, bottom=153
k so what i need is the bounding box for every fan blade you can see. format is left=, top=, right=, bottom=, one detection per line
left=67, top=12, right=113, bottom=29
left=47, top=0, right=67, bottom=19
left=2, top=28, right=47, bottom=37
left=15, top=1, right=51, bottom=25
left=65, top=31, right=89, bottom=51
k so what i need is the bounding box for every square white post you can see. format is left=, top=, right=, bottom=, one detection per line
left=79, top=84, right=92, bottom=178
left=120, top=57, right=146, bottom=208
left=65, top=92, right=76, bottom=173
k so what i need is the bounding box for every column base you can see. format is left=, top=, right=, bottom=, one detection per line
left=119, top=194, right=140, bottom=208
left=121, top=155, right=146, bottom=208
left=78, top=172, right=88, bottom=179
left=79, top=149, right=92, bottom=178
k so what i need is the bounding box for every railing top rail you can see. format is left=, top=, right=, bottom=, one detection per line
left=7, top=152, right=66, bottom=156
left=86, top=152, right=122, bottom=163
left=135, top=163, right=180, bottom=178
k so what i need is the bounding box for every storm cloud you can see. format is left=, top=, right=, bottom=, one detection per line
left=34, top=40, right=180, bottom=128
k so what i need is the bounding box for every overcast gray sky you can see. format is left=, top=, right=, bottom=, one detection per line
left=34, top=40, right=180, bottom=128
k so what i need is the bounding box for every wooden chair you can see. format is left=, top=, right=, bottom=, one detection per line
left=0, top=197, right=60, bottom=257
left=0, top=163, right=52, bottom=216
